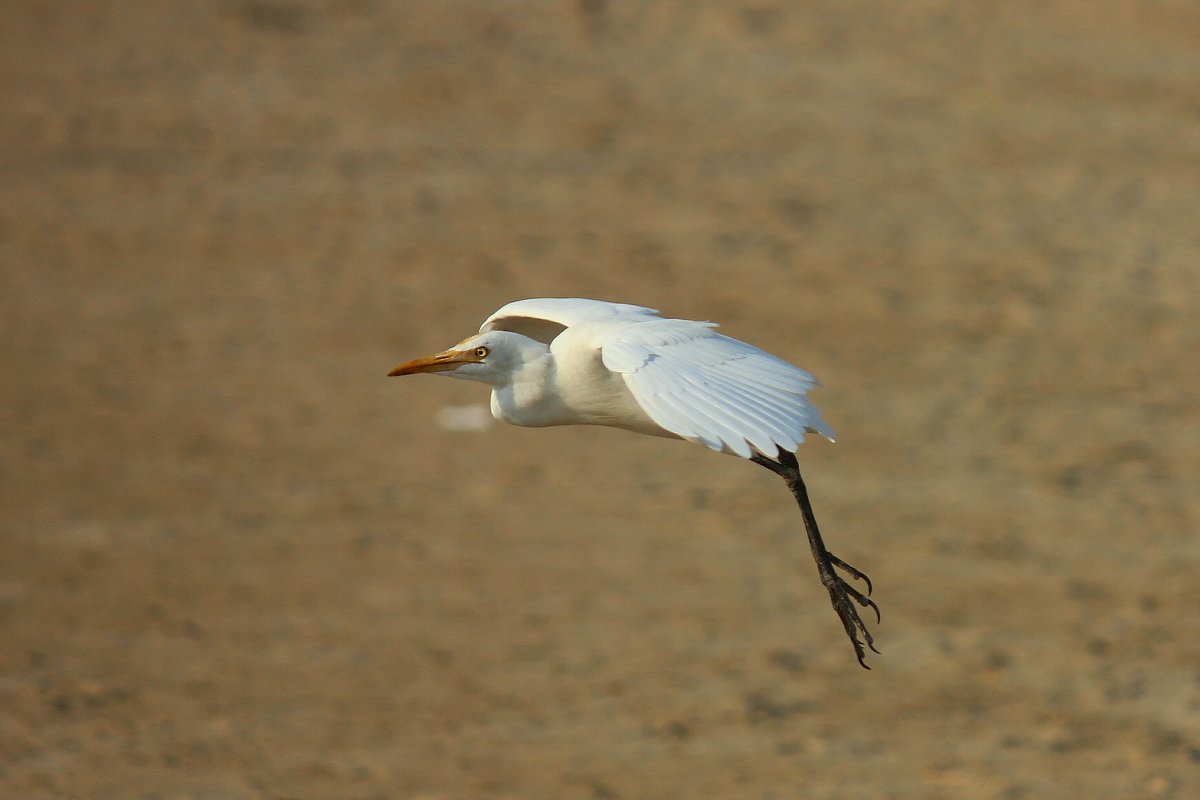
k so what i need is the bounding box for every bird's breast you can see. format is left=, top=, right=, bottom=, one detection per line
left=488, top=341, right=671, bottom=439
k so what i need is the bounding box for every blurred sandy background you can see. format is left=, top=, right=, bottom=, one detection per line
left=2, top=2, right=1199, bottom=798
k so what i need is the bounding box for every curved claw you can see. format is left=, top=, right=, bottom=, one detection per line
left=829, top=553, right=873, bottom=596
left=827, top=582, right=878, bottom=670
left=842, top=582, right=882, bottom=624
left=862, top=595, right=882, bottom=625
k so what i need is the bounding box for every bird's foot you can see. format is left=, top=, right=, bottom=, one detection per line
left=820, top=553, right=880, bottom=669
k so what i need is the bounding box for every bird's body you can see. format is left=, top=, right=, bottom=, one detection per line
left=482, top=317, right=664, bottom=435
left=394, top=298, right=834, bottom=457
left=389, top=298, right=879, bottom=667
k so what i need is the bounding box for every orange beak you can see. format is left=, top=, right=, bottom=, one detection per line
left=387, top=349, right=480, bottom=377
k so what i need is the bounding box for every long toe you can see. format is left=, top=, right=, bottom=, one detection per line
left=828, top=553, right=873, bottom=596
left=828, top=584, right=877, bottom=668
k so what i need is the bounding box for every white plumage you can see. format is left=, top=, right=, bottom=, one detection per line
left=388, top=297, right=879, bottom=667
left=394, top=297, right=834, bottom=459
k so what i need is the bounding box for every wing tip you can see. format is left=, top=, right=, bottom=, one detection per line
left=806, top=422, right=837, bottom=443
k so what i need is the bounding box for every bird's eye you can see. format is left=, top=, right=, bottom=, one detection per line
left=474, top=347, right=489, bottom=358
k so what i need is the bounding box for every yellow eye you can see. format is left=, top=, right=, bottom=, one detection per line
left=474, top=346, right=489, bottom=358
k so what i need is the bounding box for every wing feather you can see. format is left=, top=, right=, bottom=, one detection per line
left=674, top=370, right=801, bottom=453
left=481, top=298, right=660, bottom=343
left=628, top=367, right=720, bottom=453
left=600, top=319, right=834, bottom=457
left=630, top=362, right=742, bottom=454
left=668, top=367, right=790, bottom=455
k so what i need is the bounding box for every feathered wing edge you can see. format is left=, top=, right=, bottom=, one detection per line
left=600, top=320, right=835, bottom=458
left=482, top=298, right=660, bottom=333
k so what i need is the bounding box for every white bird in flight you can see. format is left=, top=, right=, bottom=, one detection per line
left=389, top=298, right=879, bottom=667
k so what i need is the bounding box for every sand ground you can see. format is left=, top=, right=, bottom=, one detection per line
left=2, top=2, right=1199, bottom=798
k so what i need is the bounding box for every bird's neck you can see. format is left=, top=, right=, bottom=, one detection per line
left=489, top=353, right=570, bottom=428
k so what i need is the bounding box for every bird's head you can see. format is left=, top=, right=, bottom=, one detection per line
left=387, top=331, right=547, bottom=387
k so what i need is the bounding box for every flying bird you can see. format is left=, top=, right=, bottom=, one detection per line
left=388, top=298, right=879, bottom=667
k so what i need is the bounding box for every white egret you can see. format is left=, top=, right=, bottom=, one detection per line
left=389, top=298, right=878, bottom=667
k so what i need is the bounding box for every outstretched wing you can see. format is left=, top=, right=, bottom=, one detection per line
left=480, top=298, right=660, bottom=345
left=600, top=318, right=835, bottom=458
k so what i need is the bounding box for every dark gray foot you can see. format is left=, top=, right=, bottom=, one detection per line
left=819, top=553, right=880, bottom=668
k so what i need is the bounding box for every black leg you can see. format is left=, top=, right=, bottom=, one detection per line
left=751, top=450, right=880, bottom=669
